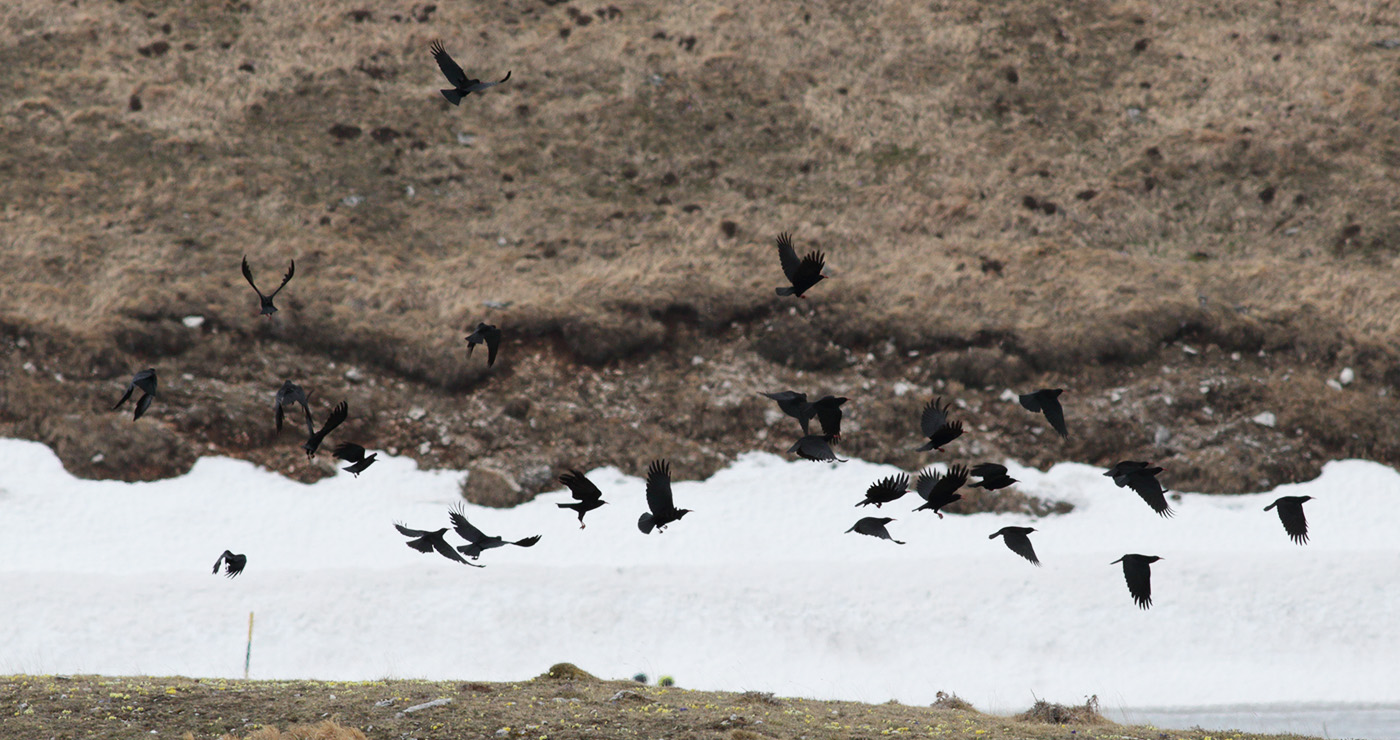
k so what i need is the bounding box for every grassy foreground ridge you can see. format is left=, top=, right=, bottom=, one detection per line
left=0, top=668, right=1319, bottom=740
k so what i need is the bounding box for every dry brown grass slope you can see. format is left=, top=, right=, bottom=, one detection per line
left=3, top=0, right=1400, bottom=494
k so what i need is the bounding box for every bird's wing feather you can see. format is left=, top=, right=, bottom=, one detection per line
left=485, top=326, right=501, bottom=366
left=268, top=259, right=294, bottom=298
left=430, top=40, right=469, bottom=88
left=333, top=442, right=365, bottom=463
left=449, top=504, right=489, bottom=544
left=1278, top=501, right=1309, bottom=542
left=1042, top=395, right=1068, bottom=437
left=1004, top=532, right=1040, bottom=565
left=511, top=534, right=542, bottom=548
left=241, top=256, right=263, bottom=297
left=920, top=399, right=948, bottom=437
left=560, top=470, right=603, bottom=502
left=317, top=401, right=349, bottom=436
left=645, top=459, right=674, bottom=514
left=1123, top=558, right=1153, bottom=608
left=775, top=232, right=800, bottom=282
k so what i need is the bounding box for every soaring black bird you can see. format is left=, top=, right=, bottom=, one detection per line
left=394, top=522, right=483, bottom=567
left=774, top=231, right=827, bottom=298
left=1265, top=495, right=1312, bottom=544
left=846, top=516, right=905, bottom=544
left=557, top=469, right=608, bottom=528
left=760, top=390, right=815, bottom=435
left=788, top=434, right=847, bottom=462
left=303, top=400, right=348, bottom=459
left=915, top=397, right=963, bottom=451
left=241, top=255, right=294, bottom=316
left=1112, top=554, right=1161, bottom=609
left=273, top=380, right=313, bottom=435
left=1106, top=461, right=1173, bottom=517
left=857, top=473, right=910, bottom=508
left=449, top=503, right=542, bottom=559
left=113, top=368, right=158, bottom=421
left=211, top=550, right=247, bottom=578
left=969, top=462, right=1017, bottom=490
left=638, top=459, right=691, bottom=534
left=913, top=464, right=968, bottom=518
left=465, top=322, right=502, bottom=367
left=990, top=527, right=1039, bottom=565
left=1019, top=388, right=1068, bottom=438
left=332, top=442, right=378, bottom=477
left=812, top=395, right=848, bottom=440
left=430, top=41, right=511, bottom=105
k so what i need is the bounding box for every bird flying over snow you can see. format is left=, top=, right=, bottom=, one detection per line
left=969, top=462, right=1017, bottom=490
left=1112, top=554, right=1161, bottom=609
left=788, top=434, right=847, bottom=463
left=913, top=464, right=967, bottom=518
left=1265, top=495, right=1312, bottom=544
left=211, top=550, right=247, bottom=578
left=449, top=503, right=542, bottom=559
left=430, top=40, right=511, bottom=105
left=846, top=516, right=905, bottom=544
left=990, top=526, right=1040, bottom=565
left=1105, top=461, right=1173, bottom=517
left=638, top=459, right=691, bottom=534
left=394, top=522, right=484, bottom=567
left=557, top=469, right=608, bottom=529
left=332, top=442, right=378, bottom=477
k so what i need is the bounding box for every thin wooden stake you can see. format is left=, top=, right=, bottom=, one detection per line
left=244, top=611, right=254, bottom=679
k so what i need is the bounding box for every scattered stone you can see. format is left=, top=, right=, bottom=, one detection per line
left=1326, top=379, right=1343, bottom=391
left=1153, top=425, right=1171, bottom=445
left=608, top=690, right=653, bottom=703
left=182, top=315, right=205, bottom=328
left=401, top=697, right=452, bottom=714
left=408, top=406, right=427, bottom=421
left=91, top=453, right=105, bottom=464
left=456, top=132, right=477, bottom=146
left=1252, top=411, right=1277, bottom=428
left=341, top=194, right=364, bottom=207
left=1339, top=367, right=1355, bottom=385
left=344, top=367, right=366, bottom=383
left=892, top=381, right=912, bottom=397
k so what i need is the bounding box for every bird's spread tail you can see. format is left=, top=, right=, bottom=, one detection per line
left=914, top=440, right=935, bottom=452
left=776, top=286, right=795, bottom=296
left=441, top=89, right=464, bottom=105
left=638, top=513, right=655, bottom=534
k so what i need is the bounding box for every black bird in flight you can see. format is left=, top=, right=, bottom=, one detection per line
left=989, top=526, right=1039, bottom=565
left=333, top=442, right=378, bottom=477
left=857, top=473, right=910, bottom=508
left=241, top=255, right=294, bottom=317
left=788, top=434, right=847, bottom=463
left=915, top=397, right=963, bottom=451
left=1111, top=554, right=1162, bottom=609
left=638, top=459, right=691, bottom=534
left=1105, top=461, right=1173, bottom=517
left=846, top=516, right=905, bottom=544
left=811, top=395, right=848, bottom=440
left=113, top=368, right=158, bottom=421
left=211, top=550, right=247, bottom=578
left=774, top=231, right=827, bottom=298
left=969, top=462, right=1017, bottom=490
left=273, top=380, right=313, bottom=435
left=913, top=464, right=968, bottom=518
left=557, top=469, right=608, bottom=528
left=1265, top=495, right=1312, bottom=544
left=394, top=522, right=484, bottom=567
left=449, top=503, right=542, bottom=559
left=465, top=322, right=502, bottom=367
left=303, top=400, right=348, bottom=459
left=1019, top=388, right=1068, bottom=438
left=430, top=40, right=511, bottom=105
left=760, top=390, right=815, bottom=435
